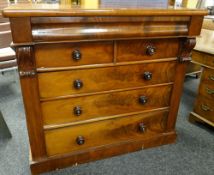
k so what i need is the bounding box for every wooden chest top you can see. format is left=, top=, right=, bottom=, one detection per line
left=3, top=2, right=207, bottom=45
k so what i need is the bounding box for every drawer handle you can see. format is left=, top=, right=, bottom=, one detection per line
left=73, top=106, right=82, bottom=116
left=72, top=50, right=82, bottom=61
left=73, top=79, right=83, bottom=89
left=146, top=45, right=156, bottom=56
left=209, top=75, right=214, bottom=81
left=139, top=123, right=146, bottom=133
left=139, top=96, right=148, bottom=105
left=201, top=104, right=213, bottom=112
left=206, top=87, right=214, bottom=95
left=143, top=72, right=152, bottom=80
left=76, top=136, right=85, bottom=145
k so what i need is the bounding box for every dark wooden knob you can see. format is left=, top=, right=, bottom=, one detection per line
left=73, top=106, right=82, bottom=116
left=72, top=50, right=81, bottom=61
left=144, top=72, right=152, bottom=80
left=146, top=45, right=156, bottom=56
left=139, top=123, right=146, bottom=133
left=139, top=96, right=148, bottom=105
left=76, top=136, right=85, bottom=145
left=73, top=79, right=83, bottom=89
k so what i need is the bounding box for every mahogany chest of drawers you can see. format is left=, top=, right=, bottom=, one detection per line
left=3, top=3, right=207, bottom=174
left=190, top=50, right=214, bottom=126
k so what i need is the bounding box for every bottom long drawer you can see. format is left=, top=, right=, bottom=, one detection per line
left=45, top=109, right=169, bottom=156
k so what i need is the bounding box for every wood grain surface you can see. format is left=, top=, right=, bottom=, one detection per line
left=38, top=61, right=176, bottom=98
left=199, top=68, right=214, bottom=100
left=45, top=109, right=169, bottom=156
left=35, top=41, right=114, bottom=68
left=41, top=85, right=172, bottom=126
left=116, top=38, right=179, bottom=62
left=194, top=96, right=214, bottom=123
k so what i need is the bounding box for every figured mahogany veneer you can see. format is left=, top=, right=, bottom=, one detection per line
left=42, top=85, right=172, bottom=126
left=45, top=109, right=169, bottom=156
left=116, top=38, right=179, bottom=62
left=3, top=3, right=207, bottom=174
left=35, top=41, right=114, bottom=68
left=38, top=61, right=176, bottom=98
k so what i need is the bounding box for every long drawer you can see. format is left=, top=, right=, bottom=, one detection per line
left=116, top=38, right=179, bottom=62
left=42, top=85, right=172, bottom=125
left=45, top=109, right=169, bottom=156
left=35, top=41, right=114, bottom=68
left=38, top=61, right=176, bottom=98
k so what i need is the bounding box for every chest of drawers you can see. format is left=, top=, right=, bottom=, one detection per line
left=190, top=50, right=214, bottom=126
left=3, top=3, right=207, bottom=174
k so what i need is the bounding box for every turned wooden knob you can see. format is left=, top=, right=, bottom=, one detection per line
left=76, top=136, right=85, bottom=145
left=139, top=123, right=146, bottom=133
left=73, top=106, right=82, bottom=116
left=73, top=79, right=83, bottom=89
left=146, top=45, right=156, bottom=56
left=139, top=96, right=148, bottom=105
left=144, top=72, right=152, bottom=80
left=72, top=50, right=81, bottom=61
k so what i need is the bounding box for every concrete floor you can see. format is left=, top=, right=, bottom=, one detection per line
left=0, top=72, right=213, bottom=175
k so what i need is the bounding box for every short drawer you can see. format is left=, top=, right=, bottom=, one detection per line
left=116, top=38, right=179, bottom=62
left=35, top=41, right=114, bottom=68
left=194, top=97, right=214, bottom=123
left=38, top=61, right=176, bottom=98
left=42, top=85, right=172, bottom=125
left=45, top=109, right=168, bottom=156
left=200, top=67, right=214, bottom=84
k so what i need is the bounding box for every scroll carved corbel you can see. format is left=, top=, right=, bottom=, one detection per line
left=16, top=46, right=36, bottom=78
left=178, top=38, right=196, bottom=63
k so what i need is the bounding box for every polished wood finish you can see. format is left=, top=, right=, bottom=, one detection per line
left=192, top=50, right=214, bottom=68
left=3, top=7, right=207, bottom=17
left=38, top=62, right=176, bottom=98
left=31, top=131, right=176, bottom=175
left=16, top=46, right=46, bottom=160
left=45, top=109, right=169, bottom=156
left=199, top=68, right=214, bottom=100
left=35, top=41, right=114, bottom=68
left=42, top=85, right=172, bottom=126
left=189, top=20, right=214, bottom=127
left=31, top=20, right=189, bottom=42
left=10, top=17, right=32, bottom=43
left=3, top=2, right=206, bottom=174
left=193, top=96, right=214, bottom=123
left=190, top=66, right=214, bottom=126
left=116, top=39, right=179, bottom=62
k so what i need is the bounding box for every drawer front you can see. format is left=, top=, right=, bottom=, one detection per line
left=42, top=85, right=172, bottom=125
left=116, top=38, right=179, bottom=62
left=45, top=110, right=169, bottom=156
left=201, top=68, right=214, bottom=84
left=35, top=41, right=114, bottom=68
left=194, top=97, right=214, bottom=123
left=38, top=61, right=176, bottom=98
left=192, top=50, right=214, bottom=68
left=199, top=68, right=214, bottom=99
left=199, top=84, right=214, bottom=100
